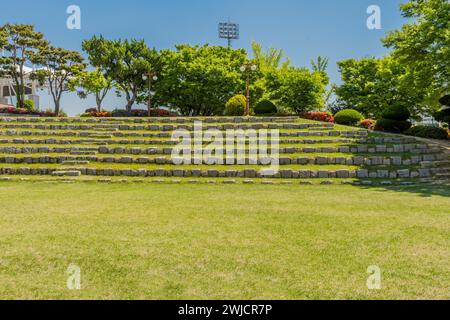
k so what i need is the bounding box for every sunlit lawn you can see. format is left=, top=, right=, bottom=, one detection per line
left=0, top=182, right=448, bottom=300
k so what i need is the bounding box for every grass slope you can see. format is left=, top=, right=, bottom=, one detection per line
left=0, top=182, right=448, bottom=300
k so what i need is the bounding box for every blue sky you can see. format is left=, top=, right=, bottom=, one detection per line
left=0, top=0, right=408, bottom=115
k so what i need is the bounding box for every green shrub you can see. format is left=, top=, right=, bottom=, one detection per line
left=381, top=105, right=410, bottom=121
left=334, top=109, right=364, bottom=126
left=111, top=109, right=133, bottom=117
left=434, top=108, right=450, bottom=125
left=375, top=118, right=412, bottom=133
left=405, top=126, right=448, bottom=140
left=375, top=105, right=412, bottom=133
left=439, top=95, right=450, bottom=107
left=224, top=95, right=246, bottom=116
left=254, top=99, right=277, bottom=115
left=17, top=99, right=35, bottom=111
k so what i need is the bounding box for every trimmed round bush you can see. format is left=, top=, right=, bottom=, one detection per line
left=434, top=107, right=450, bottom=125
left=376, top=105, right=412, bottom=133
left=254, top=99, right=277, bottom=115
left=224, top=95, right=246, bottom=116
left=334, top=109, right=364, bottom=126
left=375, top=118, right=412, bottom=133
left=405, top=126, right=448, bottom=140
left=381, top=105, right=410, bottom=121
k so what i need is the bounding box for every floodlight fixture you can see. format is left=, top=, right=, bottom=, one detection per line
left=218, top=22, right=240, bottom=48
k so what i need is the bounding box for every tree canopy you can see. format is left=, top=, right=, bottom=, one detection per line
left=266, top=66, right=327, bottom=114
left=335, top=57, right=430, bottom=118
left=156, top=45, right=249, bottom=116
left=335, top=0, right=449, bottom=119
left=32, top=46, right=85, bottom=114
left=0, top=24, right=47, bottom=108
left=70, top=69, right=112, bottom=111
left=82, top=36, right=160, bottom=111
left=383, top=0, right=449, bottom=102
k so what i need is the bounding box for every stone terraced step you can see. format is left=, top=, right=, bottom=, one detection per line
left=70, top=151, right=98, bottom=155
left=0, top=123, right=338, bottom=132
left=2, top=140, right=430, bottom=152
left=0, top=116, right=304, bottom=124
left=430, top=167, right=450, bottom=174
left=0, top=144, right=442, bottom=156
left=0, top=138, right=109, bottom=145
left=0, top=135, right=369, bottom=146
left=0, top=130, right=369, bottom=139
left=62, top=161, right=90, bottom=165
left=83, top=134, right=114, bottom=139
left=0, top=116, right=448, bottom=183
left=0, top=135, right=424, bottom=145
left=435, top=172, right=450, bottom=179
left=0, top=176, right=439, bottom=186
left=1, top=131, right=414, bottom=144
left=51, top=170, right=81, bottom=177
left=0, top=144, right=444, bottom=156
left=98, top=144, right=440, bottom=155
left=421, top=160, right=450, bottom=168
left=0, top=122, right=338, bottom=131
left=0, top=154, right=444, bottom=166
left=0, top=167, right=433, bottom=179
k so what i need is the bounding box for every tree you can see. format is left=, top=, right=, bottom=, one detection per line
left=251, top=41, right=289, bottom=101
left=265, top=66, right=327, bottom=114
left=157, top=45, right=249, bottom=116
left=251, top=40, right=290, bottom=73
left=32, top=46, right=85, bottom=114
left=0, top=24, right=47, bottom=108
left=251, top=42, right=329, bottom=113
left=311, top=56, right=331, bottom=107
left=70, top=69, right=112, bottom=111
left=82, top=36, right=160, bottom=111
left=311, top=56, right=329, bottom=73
left=334, top=57, right=429, bottom=118
left=383, top=0, right=449, bottom=107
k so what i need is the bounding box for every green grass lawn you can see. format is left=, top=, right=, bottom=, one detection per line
left=0, top=182, right=448, bottom=300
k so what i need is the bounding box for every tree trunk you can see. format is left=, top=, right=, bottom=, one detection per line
left=54, top=100, right=60, bottom=116
left=125, top=99, right=134, bottom=112
left=125, top=94, right=136, bottom=112
left=96, top=94, right=102, bottom=112
left=15, top=84, right=23, bottom=108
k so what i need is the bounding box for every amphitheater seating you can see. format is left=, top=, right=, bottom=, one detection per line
left=0, top=116, right=448, bottom=185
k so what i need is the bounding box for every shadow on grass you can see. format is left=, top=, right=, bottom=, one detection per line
left=356, top=181, right=450, bottom=198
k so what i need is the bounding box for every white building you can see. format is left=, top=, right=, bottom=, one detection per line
left=0, top=65, right=42, bottom=109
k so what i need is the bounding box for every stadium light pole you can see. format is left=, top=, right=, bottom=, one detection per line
left=218, top=22, right=239, bottom=48
left=240, top=62, right=257, bottom=116
left=142, top=72, right=158, bottom=117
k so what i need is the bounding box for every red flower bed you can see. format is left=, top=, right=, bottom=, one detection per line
left=300, top=111, right=334, bottom=123
left=149, top=108, right=178, bottom=117
left=359, top=119, right=376, bottom=130
left=0, top=107, right=57, bottom=117
left=81, top=108, right=178, bottom=118
left=81, top=111, right=112, bottom=117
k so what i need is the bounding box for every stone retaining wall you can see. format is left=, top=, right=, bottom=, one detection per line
left=0, top=144, right=442, bottom=156
left=0, top=123, right=341, bottom=132
left=0, top=167, right=432, bottom=179
left=0, top=116, right=306, bottom=124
